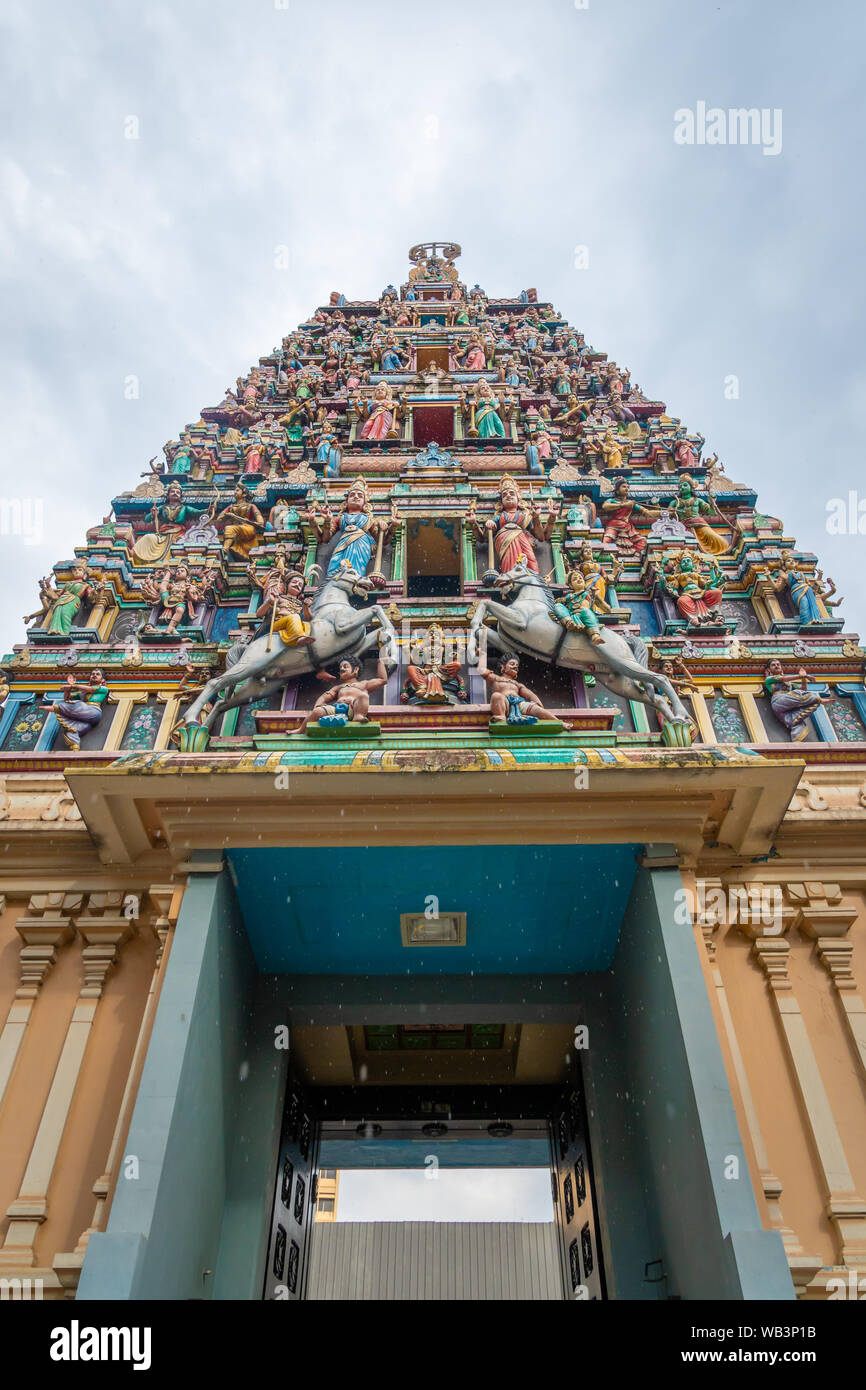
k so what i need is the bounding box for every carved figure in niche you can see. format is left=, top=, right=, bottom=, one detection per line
left=477, top=653, right=566, bottom=727
left=301, top=655, right=390, bottom=728
left=40, top=566, right=100, bottom=636
left=764, top=660, right=831, bottom=741
left=587, top=427, right=631, bottom=472
left=266, top=499, right=299, bottom=533
left=464, top=379, right=508, bottom=438
left=401, top=625, right=468, bottom=705
left=766, top=553, right=826, bottom=626
left=467, top=475, right=558, bottom=574
left=133, top=482, right=217, bottom=565
left=600, top=479, right=661, bottom=557
left=141, top=564, right=204, bottom=635
left=43, top=668, right=109, bottom=749
left=379, top=334, right=410, bottom=372
left=314, top=421, right=342, bottom=478
left=660, top=549, right=724, bottom=626
left=305, top=478, right=396, bottom=580
left=357, top=382, right=403, bottom=440
left=215, top=484, right=265, bottom=562
left=524, top=428, right=560, bottom=476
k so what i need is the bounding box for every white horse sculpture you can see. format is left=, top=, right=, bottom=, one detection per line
left=180, top=565, right=398, bottom=735
left=468, top=564, right=692, bottom=741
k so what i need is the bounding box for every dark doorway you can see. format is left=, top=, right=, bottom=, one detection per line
left=412, top=405, right=454, bottom=447
left=406, top=518, right=461, bottom=598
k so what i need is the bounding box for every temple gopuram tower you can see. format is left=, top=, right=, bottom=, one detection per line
left=1, top=242, right=865, bottom=1303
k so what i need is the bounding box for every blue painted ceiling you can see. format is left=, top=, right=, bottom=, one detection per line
left=227, top=844, right=637, bottom=975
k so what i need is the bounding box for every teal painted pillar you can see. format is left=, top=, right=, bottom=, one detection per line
left=78, top=855, right=261, bottom=1301
left=587, top=856, right=793, bottom=1300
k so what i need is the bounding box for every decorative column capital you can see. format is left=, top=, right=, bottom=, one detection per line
left=752, top=938, right=792, bottom=991
left=15, top=892, right=81, bottom=997
left=74, top=893, right=135, bottom=999
left=815, top=939, right=857, bottom=992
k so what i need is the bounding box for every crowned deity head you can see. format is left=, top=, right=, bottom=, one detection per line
left=498, top=475, right=522, bottom=511
left=613, top=477, right=630, bottom=499
left=678, top=474, right=697, bottom=500
left=344, top=478, right=370, bottom=514
left=778, top=551, right=798, bottom=572
left=166, top=481, right=184, bottom=505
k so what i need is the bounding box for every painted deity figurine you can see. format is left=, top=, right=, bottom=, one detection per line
left=314, top=422, right=342, bottom=478
left=552, top=570, right=605, bottom=645
left=661, top=549, right=725, bottom=626
left=524, top=429, right=560, bottom=477
left=600, top=479, right=661, bottom=557
left=465, top=380, right=507, bottom=439
left=358, top=383, right=403, bottom=441
left=266, top=498, right=298, bottom=533
left=301, top=655, right=390, bottom=729
left=574, top=539, right=622, bottom=614
left=468, top=476, right=558, bottom=574
left=763, top=660, right=831, bottom=741
left=40, top=566, right=99, bottom=636
left=477, top=654, right=566, bottom=727
left=667, top=475, right=728, bottom=554
left=401, top=625, right=468, bottom=706
left=142, top=564, right=204, bottom=635
left=455, top=335, right=487, bottom=371
left=133, top=482, right=217, bottom=565
left=43, top=669, right=110, bottom=750
left=767, top=553, right=825, bottom=627
left=215, top=484, right=265, bottom=562
left=305, top=478, right=395, bottom=579
left=587, top=428, right=631, bottom=472
left=256, top=571, right=315, bottom=648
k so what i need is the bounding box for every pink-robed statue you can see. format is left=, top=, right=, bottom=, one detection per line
left=468, top=475, right=558, bottom=574
left=358, top=383, right=402, bottom=440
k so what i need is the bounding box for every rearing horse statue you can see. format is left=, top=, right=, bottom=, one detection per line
left=180, top=565, right=398, bottom=734
left=467, top=564, right=692, bottom=742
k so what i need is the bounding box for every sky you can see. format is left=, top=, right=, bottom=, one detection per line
left=1, top=0, right=864, bottom=656
left=337, top=1168, right=553, bottom=1223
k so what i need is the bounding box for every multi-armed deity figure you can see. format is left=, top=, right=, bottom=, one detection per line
left=660, top=549, right=725, bottom=627
left=467, top=475, right=559, bottom=575
left=140, top=564, right=206, bottom=636
left=463, top=379, right=510, bottom=439
left=401, top=624, right=468, bottom=706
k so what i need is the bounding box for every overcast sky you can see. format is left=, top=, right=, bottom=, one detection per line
left=338, top=1167, right=553, bottom=1222
left=1, top=0, right=863, bottom=655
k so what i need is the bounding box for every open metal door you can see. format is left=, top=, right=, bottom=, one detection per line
left=549, top=1083, right=605, bottom=1301
left=263, top=1080, right=320, bottom=1300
